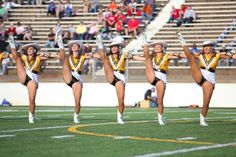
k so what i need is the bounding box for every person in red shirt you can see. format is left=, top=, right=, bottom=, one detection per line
left=168, top=5, right=183, bottom=27
left=7, top=23, right=16, bottom=37
left=115, top=18, right=124, bottom=34
left=105, top=11, right=116, bottom=33
left=108, top=0, right=118, bottom=12
left=125, top=15, right=139, bottom=37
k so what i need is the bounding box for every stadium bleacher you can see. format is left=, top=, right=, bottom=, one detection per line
left=1, top=0, right=236, bottom=82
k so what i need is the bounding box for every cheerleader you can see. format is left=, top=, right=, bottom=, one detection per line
left=55, top=30, right=98, bottom=123
left=177, top=32, right=236, bottom=126
left=96, top=33, right=144, bottom=124
left=7, top=36, right=53, bottom=123
left=141, top=34, right=184, bottom=125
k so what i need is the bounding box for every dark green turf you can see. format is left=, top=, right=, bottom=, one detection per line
left=0, top=107, right=236, bottom=157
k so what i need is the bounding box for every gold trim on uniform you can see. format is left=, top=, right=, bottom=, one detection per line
left=109, top=53, right=126, bottom=73
left=0, top=53, right=3, bottom=64
left=69, top=54, right=86, bottom=73
left=21, top=55, right=41, bottom=73
left=198, top=53, right=220, bottom=72
left=152, top=54, right=169, bottom=73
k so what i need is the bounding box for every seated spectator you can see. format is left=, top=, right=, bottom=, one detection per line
left=56, top=0, right=64, bottom=19
left=62, top=30, right=71, bottom=43
left=47, top=0, right=56, bottom=16
left=0, top=57, right=10, bottom=75
left=168, top=5, right=182, bottom=27
left=145, top=0, right=156, bottom=13
left=115, top=18, right=124, bottom=34
left=89, top=0, right=99, bottom=13
left=27, top=0, right=36, bottom=5
left=105, top=10, right=116, bottom=33
left=16, top=21, right=25, bottom=40
left=45, top=28, right=55, bottom=49
left=87, top=22, right=98, bottom=40
left=4, top=0, right=20, bottom=11
left=97, top=10, right=104, bottom=24
left=0, top=21, right=6, bottom=41
left=125, top=15, right=139, bottom=38
left=7, top=22, right=16, bottom=37
left=64, top=0, right=73, bottom=17
left=108, top=0, right=118, bottom=12
left=67, top=24, right=75, bottom=39
left=75, top=21, right=87, bottom=40
left=181, top=4, right=188, bottom=15
left=127, top=0, right=137, bottom=16
left=183, top=6, right=196, bottom=24
left=142, top=3, right=153, bottom=22
left=0, top=2, right=8, bottom=21
left=83, top=0, right=90, bottom=13
left=23, top=25, right=32, bottom=40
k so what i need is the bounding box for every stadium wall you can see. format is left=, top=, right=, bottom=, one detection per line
left=0, top=83, right=235, bottom=108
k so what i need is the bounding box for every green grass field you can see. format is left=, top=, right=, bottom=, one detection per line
left=0, top=106, right=235, bottom=157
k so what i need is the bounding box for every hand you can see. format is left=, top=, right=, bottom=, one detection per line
left=96, top=33, right=104, bottom=49
left=7, top=35, right=16, bottom=49
left=127, top=52, right=134, bottom=59
left=177, top=32, right=186, bottom=46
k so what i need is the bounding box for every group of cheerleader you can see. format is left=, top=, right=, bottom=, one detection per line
left=2, top=31, right=236, bottom=126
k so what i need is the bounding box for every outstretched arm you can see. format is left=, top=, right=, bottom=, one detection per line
left=219, top=52, right=234, bottom=59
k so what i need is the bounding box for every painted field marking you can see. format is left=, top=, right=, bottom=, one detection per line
left=0, top=134, right=16, bottom=138
left=68, top=121, right=214, bottom=145
left=134, top=142, right=236, bottom=157
left=0, top=125, right=70, bottom=133
left=113, top=136, right=131, bottom=140
left=51, top=135, right=75, bottom=139
left=176, top=137, right=197, bottom=141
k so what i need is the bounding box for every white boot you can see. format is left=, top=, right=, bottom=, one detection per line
left=158, top=112, right=165, bottom=125
left=29, top=111, right=35, bottom=124
left=73, top=112, right=80, bottom=124
left=96, top=33, right=104, bottom=49
left=117, top=110, right=125, bottom=124
left=7, top=35, right=16, bottom=49
left=200, top=113, right=208, bottom=126
left=177, top=32, right=186, bottom=46
left=55, top=30, right=64, bottom=49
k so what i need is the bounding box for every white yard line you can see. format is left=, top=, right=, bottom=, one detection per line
left=176, top=137, right=197, bottom=141
left=51, top=135, right=75, bottom=139
left=0, top=125, right=70, bottom=133
left=0, top=134, right=16, bottom=138
left=134, top=142, right=236, bottom=157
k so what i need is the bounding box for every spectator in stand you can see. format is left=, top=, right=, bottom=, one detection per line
left=83, top=0, right=90, bottom=13
left=47, top=0, right=56, bottom=16
left=0, top=56, right=10, bottom=75
left=108, top=0, right=118, bottom=12
left=27, top=0, right=36, bottom=5
left=125, top=15, right=139, bottom=38
left=87, top=22, right=98, bottom=40
left=16, top=21, right=25, bottom=40
left=97, top=10, right=104, bottom=24
left=219, top=45, right=231, bottom=66
left=4, top=0, right=20, bottom=11
left=183, top=6, right=196, bottom=24
left=142, top=3, right=153, bottom=22
left=23, top=25, right=32, bottom=40
left=56, top=0, right=64, bottom=19
left=181, top=4, right=188, bottom=14
left=75, top=21, right=87, bottom=40
left=53, top=21, right=62, bottom=34
left=62, top=30, right=71, bottom=43
left=168, top=5, right=182, bottom=27
left=45, top=28, right=55, bottom=49
left=89, top=0, right=99, bottom=13
left=67, top=24, right=75, bottom=39
left=64, top=0, right=73, bottom=17
left=0, top=2, right=8, bottom=21
left=0, top=20, right=6, bottom=40
left=115, top=18, right=124, bottom=34
left=127, top=0, right=137, bottom=16
left=7, top=22, right=16, bottom=37
left=105, top=10, right=116, bottom=33
left=145, top=0, right=156, bottom=13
